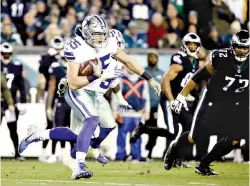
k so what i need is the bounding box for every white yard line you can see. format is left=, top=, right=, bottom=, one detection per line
left=1, top=179, right=186, bottom=186
left=189, top=182, right=218, bottom=186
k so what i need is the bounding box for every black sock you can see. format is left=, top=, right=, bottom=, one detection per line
left=52, top=140, right=58, bottom=155
left=7, top=122, right=19, bottom=157
left=200, top=137, right=234, bottom=167
left=172, top=131, right=190, bottom=159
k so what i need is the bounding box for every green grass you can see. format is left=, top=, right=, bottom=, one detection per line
left=1, top=159, right=249, bottom=186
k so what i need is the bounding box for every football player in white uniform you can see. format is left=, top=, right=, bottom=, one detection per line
left=20, top=15, right=161, bottom=179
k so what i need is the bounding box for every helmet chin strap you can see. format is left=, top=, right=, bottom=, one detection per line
left=185, top=46, right=200, bottom=58
left=2, top=58, right=10, bottom=64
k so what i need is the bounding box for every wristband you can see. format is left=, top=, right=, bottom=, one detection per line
left=87, top=75, right=98, bottom=83
left=141, top=71, right=152, bottom=81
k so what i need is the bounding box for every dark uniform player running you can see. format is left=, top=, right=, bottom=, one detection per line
left=46, top=51, right=72, bottom=162
left=1, top=42, right=27, bottom=160
left=164, top=30, right=249, bottom=176
left=38, top=36, right=64, bottom=162
left=131, top=33, right=201, bottom=164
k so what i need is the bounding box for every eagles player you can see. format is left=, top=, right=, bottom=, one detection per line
left=164, top=30, right=249, bottom=176
left=38, top=36, right=64, bottom=162
left=1, top=42, right=26, bottom=160
left=131, top=33, right=201, bottom=165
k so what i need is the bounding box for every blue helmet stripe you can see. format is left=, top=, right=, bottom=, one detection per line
left=95, top=15, right=105, bottom=27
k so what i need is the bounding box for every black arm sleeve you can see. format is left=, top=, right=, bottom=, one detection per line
left=192, top=65, right=212, bottom=84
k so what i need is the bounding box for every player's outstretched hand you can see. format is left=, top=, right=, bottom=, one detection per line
left=101, top=67, right=124, bottom=81
left=148, top=78, right=161, bottom=96
left=90, top=58, right=102, bottom=77
left=117, top=98, right=132, bottom=113
left=171, top=94, right=189, bottom=114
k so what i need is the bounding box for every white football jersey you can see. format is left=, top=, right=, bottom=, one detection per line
left=64, top=35, right=121, bottom=94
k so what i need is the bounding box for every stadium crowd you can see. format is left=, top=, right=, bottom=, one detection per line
left=1, top=0, right=249, bottom=49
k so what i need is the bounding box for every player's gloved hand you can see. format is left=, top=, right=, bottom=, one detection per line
left=90, top=58, right=102, bottom=77
left=57, top=78, right=68, bottom=97
left=46, top=107, right=53, bottom=121
left=8, top=105, right=15, bottom=112
left=16, top=103, right=26, bottom=115
left=101, top=68, right=124, bottom=81
left=148, top=78, right=161, bottom=96
left=117, top=99, right=132, bottom=113
left=171, top=94, right=189, bottom=114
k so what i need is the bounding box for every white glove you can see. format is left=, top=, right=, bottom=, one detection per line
left=101, top=67, right=124, bottom=81
left=115, top=90, right=132, bottom=113
left=16, top=103, right=26, bottom=115
left=90, top=58, right=102, bottom=77
left=57, top=78, right=68, bottom=97
left=148, top=78, right=161, bottom=96
left=171, top=94, right=189, bottom=114
left=117, top=99, right=132, bottom=113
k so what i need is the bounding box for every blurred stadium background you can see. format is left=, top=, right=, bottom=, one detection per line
left=0, top=0, right=249, bottom=162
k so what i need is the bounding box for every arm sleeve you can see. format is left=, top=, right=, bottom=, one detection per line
left=1, top=75, right=14, bottom=106
left=142, top=80, right=150, bottom=113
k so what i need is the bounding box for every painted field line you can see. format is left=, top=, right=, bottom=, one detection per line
left=1, top=179, right=185, bottom=186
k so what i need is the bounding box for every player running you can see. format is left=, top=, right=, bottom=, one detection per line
left=164, top=30, right=249, bottom=176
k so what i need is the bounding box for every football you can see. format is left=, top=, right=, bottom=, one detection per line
left=78, top=59, right=98, bottom=76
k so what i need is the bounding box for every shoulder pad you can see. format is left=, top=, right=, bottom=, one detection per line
left=51, top=62, right=60, bottom=68
left=177, top=51, right=187, bottom=57
left=63, top=43, right=76, bottom=61
left=172, top=54, right=183, bottom=64
left=13, top=60, right=22, bottom=66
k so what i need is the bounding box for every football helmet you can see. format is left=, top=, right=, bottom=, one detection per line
left=80, top=15, right=109, bottom=49
left=231, top=30, right=250, bottom=62
left=181, top=33, right=201, bottom=57
left=1, top=42, right=13, bottom=64
left=109, top=29, right=125, bottom=50
left=50, top=36, right=64, bottom=50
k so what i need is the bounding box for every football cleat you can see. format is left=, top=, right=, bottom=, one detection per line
left=130, top=122, right=145, bottom=143
left=195, top=164, right=218, bottom=176
left=173, top=159, right=191, bottom=168
left=96, top=154, right=109, bottom=164
left=19, top=125, right=43, bottom=153
left=71, top=162, right=93, bottom=179
left=164, top=141, right=177, bottom=170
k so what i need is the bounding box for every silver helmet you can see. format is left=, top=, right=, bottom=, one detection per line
left=109, top=29, right=125, bottom=50
left=1, top=42, right=13, bottom=64
left=231, top=30, right=250, bottom=62
left=181, top=33, right=201, bottom=57
left=81, top=15, right=109, bottom=48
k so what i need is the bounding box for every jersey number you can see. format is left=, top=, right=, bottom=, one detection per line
left=6, top=73, right=15, bottom=89
left=218, top=49, right=228, bottom=58
left=69, top=39, right=81, bottom=49
left=99, top=54, right=112, bottom=89
left=181, top=72, right=193, bottom=87
left=223, top=76, right=249, bottom=93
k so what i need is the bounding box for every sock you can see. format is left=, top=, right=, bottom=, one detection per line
left=52, top=140, right=57, bottom=155
left=172, top=131, right=190, bottom=159
left=90, top=127, right=114, bottom=148
left=49, top=127, right=77, bottom=142
left=76, top=116, right=99, bottom=162
left=76, top=152, right=87, bottom=163
left=91, top=148, right=99, bottom=159
left=143, top=126, right=177, bottom=140
left=200, top=137, right=235, bottom=168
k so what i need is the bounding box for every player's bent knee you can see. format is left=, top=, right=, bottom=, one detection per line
left=232, top=140, right=239, bottom=145
left=188, top=136, right=195, bottom=144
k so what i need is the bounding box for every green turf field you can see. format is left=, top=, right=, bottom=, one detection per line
left=1, top=159, right=249, bottom=186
